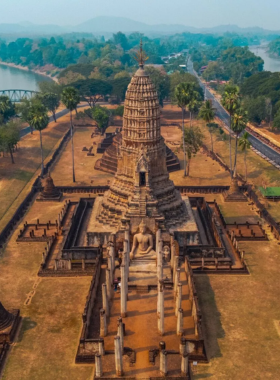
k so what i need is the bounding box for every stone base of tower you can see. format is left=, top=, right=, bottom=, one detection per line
left=87, top=196, right=199, bottom=251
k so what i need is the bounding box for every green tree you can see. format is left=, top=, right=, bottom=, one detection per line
left=273, top=109, right=280, bottom=130
left=199, top=100, right=216, bottom=152
left=90, top=106, right=110, bottom=134
left=0, top=95, right=15, bottom=124
left=71, top=79, right=112, bottom=108
left=170, top=72, right=203, bottom=99
left=39, top=81, right=62, bottom=96
left=0, top=121, right=20, bottom=164
left=232, top=108, right=248, bottom=177
left=238, top=131, right=251, bottom=181
left=39, top=92, right=60, bottom=122
left=17, top=97, right=41, bottom=134
left=175, top=82, right=195, bottom=176
left=114, top=105, right=124, bottom=117
left=144, top=66, right=170, bottom=107
left=61, top=87, right=80, bottom=182
left=188, top=91, right=201, bottom=128
left=111, top=77, right=130, bottom=104
left=221, top=85, right=240, bottom=178
left=242, top=96, right=267, bottom=125
left=113, top=32, right=129, bottom=50
left=29, top=102, right=49, bottom=176
left=184, top=125, right=204, bottom=176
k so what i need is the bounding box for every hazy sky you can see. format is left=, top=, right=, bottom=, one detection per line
left=0, top=0, right=279, bottom=30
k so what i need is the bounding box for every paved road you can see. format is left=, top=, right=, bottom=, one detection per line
left=20, top=108, right=71, bottom=138
left=187, top=59, right=280, bottom=165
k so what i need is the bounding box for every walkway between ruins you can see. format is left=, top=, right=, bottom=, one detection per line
left=101, top=268, right=195, bottom=377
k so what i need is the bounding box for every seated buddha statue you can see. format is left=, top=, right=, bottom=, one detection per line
left=130, top=220, right=153, bottom=260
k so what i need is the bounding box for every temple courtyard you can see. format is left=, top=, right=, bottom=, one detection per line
left=1, top=67, right=280, bottom=380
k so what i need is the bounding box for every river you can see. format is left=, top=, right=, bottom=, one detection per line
left=249, top=45, right=280, bottom=72
left=0, top=64, right=52, bottom=91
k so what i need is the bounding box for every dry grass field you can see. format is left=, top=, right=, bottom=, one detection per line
left=0, top=198, right=93, bottom=380
left=194, top=237, right=280, bottom=380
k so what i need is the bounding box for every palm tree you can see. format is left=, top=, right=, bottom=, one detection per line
left=188, top=91, right=201, bottom=128
left=174, top=83, right=195, bottom=176
left=184, top=125, right=204, bottom=176
left=239, top=131, right=251, bottom=182
left=232, top=108, right=248, bottom=177
left=199, top=100, right=216, bottom=152
left=61, top=87, right=80, bottom=182
left=29, top=102, right=49, bottom=177
left=222, top=85, right=240, bottom=178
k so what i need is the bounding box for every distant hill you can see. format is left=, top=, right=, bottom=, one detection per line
left=75, top=16, right=196, bottom=34
left=0, top=17, right=278, bottom=37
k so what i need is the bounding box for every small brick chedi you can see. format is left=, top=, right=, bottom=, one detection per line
left=89, top=54, right=198, bottom=246
left=37, top=173, right=62, bottom=202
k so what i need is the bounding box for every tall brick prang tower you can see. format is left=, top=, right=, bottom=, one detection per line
left=97, top=46, right=189, bottom=232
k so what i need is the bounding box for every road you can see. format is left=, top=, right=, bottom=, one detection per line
left=20, top=107, right=71, bottom=138
left=187, top=59, right=280, bottom=165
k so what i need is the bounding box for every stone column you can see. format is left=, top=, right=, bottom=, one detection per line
left=157, top=265, right=163, bottom=316
left=171, top=242, right=175, bottom=269
left=179, top=337, right=186, bottom=355
left=125, top=229, right=130, bottom=257
left=158, top=282, right=164, bottom=336
left=114, top=336, right=123, bottom=376
left=121, top=265, right=127, bottom=317
left=98, top=338, right=105, bottom=356
left=100, top=309, right=107, bottom=337
left=175, top=283, right=182, bottom=317
left=117, top=317, right=124, bottom=354
left=173, top=256, right=179, bottom=284
left=108, top=255, right=113, bottom=285
left=160, top=350, right=167, bottom=376
left=174, top=268, right=180, bottom=300
left=102, top=283, right=109, bottom=316
left=158, top=239, right=163, bottom=262
left=110, top=245, right=115, bottom=275
left=95, top=353, right=103, bottom=377
left=181, top=353, right=189, bottom=375
left=157, top=249, right=163, bottom=279
left=177, top=308, right=183, bottom=336
left=106, top=269, right=111, bottom=300
left=156, top=229, right=161, bottom=256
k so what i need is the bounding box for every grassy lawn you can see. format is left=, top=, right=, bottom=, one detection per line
left=51, top=126, right=114, bottom=186
left=194, top=238, right=280, bottom=379
left=219, top=201, right=259, bottom=224
left=0, top=115, right=70, bottom=233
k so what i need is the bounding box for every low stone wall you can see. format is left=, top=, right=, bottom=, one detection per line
left=76, top=257, right=102, bottom=362
left=247, top=185, right=280, bottom=241
left=184, top=258, right=208, bottom=362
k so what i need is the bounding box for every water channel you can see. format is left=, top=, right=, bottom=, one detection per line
left=249, top=45, right=280, bottom=73
left=0, top=64, right=52, bottom=91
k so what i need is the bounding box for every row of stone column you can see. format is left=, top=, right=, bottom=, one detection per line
left=156, top=229, right=165, bottom=336
left=100, top=239, right=116, bottom=337
left=121, top=229, right=130, bottom=318
left=159, top=341, right=190, bottom=376
left=96, top=319, right=125, bottom=378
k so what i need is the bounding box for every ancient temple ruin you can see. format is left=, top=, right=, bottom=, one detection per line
left=88, top=52, right=198, bottom=247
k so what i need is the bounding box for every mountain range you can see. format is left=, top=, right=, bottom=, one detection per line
left=0, top=16, right=278, bottom=36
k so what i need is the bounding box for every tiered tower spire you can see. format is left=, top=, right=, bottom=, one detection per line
left=97, top=44, right=188, bottom=230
